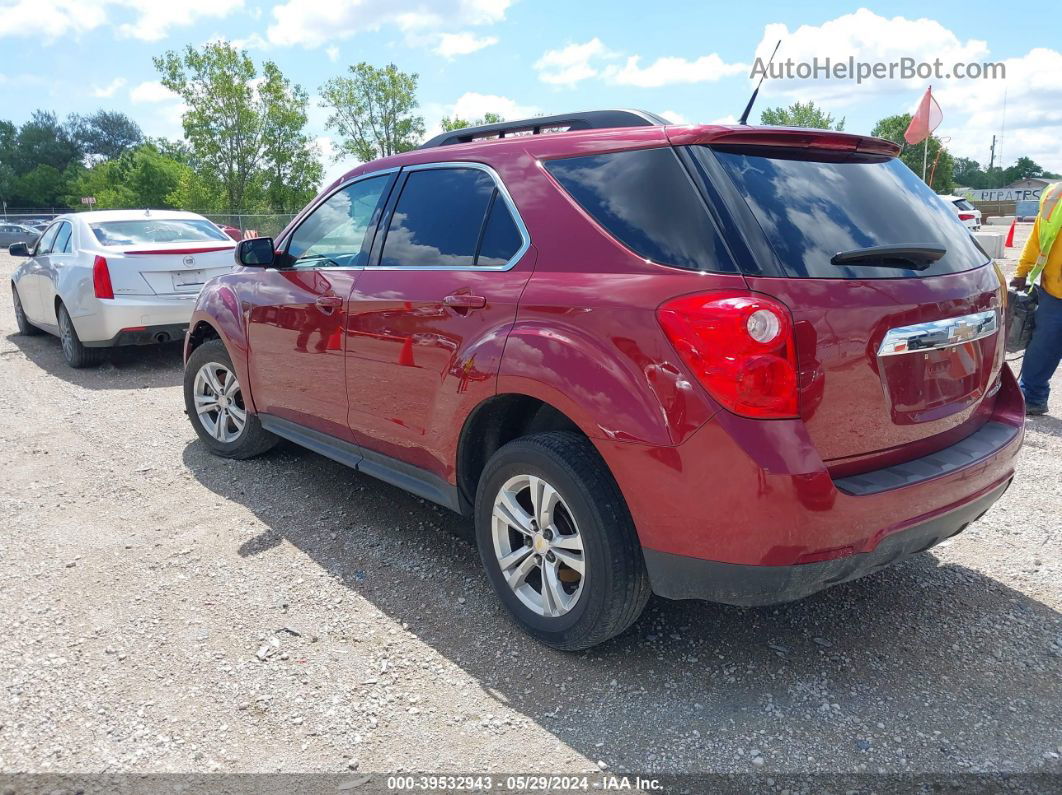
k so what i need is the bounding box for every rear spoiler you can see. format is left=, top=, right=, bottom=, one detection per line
left=665, top=125, right=901, bottom=158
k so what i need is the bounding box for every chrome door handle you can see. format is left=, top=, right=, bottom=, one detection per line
left=315, top=295, right=343, bottom=310
left=443, top=294, right=486, bottom=310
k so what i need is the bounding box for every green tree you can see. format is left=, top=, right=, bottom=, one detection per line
left=14, top=164, right=70, bottom=207
left=13, top=110, right=82, bottom=175
left=70, top=110, right=143, bottom=161
left=953, top=157, right=986, bottom=189
left=871, top=113, right=954, bottom=193
left=155, top=41, right=321, bottom=212
left=66, top=142, right=194, bottom=210
left=439, top=112, right=505, bottom=132
left=319, top=63, right=425, bottom=161
left=0, top=120, right=16, bottom=208
left=1003, top=156, right=1046, bottom=184
left=760, top=101, right=845, bottom=131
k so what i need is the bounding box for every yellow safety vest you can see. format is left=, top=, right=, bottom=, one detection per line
left=1030, top=182, right=1062, bottom=285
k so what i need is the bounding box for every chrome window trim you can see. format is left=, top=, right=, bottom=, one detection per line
left=279, top=166, right=400, bottom=270
left=877, top=309, right=999, bottom=357
left=373, top=161, right=531, bottom=272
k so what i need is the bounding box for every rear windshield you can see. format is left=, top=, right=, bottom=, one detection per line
left=704, top=148, right=988, bottom=279
left=90, top=219, right=229, bottom=246
left=953, top=198, right=976, bottom=211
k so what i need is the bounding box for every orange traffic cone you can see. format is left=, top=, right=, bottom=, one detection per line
left=1004, top=217, right=1016, bottom=248
left=398, top=336, right=415, bottom=367
left=326, top=328, right=342, bottom=351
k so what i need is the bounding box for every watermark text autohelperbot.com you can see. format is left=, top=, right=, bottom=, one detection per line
left=751, top=56, right=1006, bottom=83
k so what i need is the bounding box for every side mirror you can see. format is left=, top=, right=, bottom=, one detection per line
left=236, top=237, right=276, bottom=267
left=8, top=242, right=29, bottom=257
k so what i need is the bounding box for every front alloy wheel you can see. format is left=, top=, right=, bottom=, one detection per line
left=192, top=362, right=247, bottom=443
left=491, top=474, right=586, bottom=617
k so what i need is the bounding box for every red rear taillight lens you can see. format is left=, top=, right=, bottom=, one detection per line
left=657, top=291, right=798, bottom=419
left=93, top=255, right=114, bottom=300
left=958, top=213, right=976, bottom=221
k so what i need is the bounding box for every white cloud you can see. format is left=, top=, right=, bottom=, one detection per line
left=0, top=0, right=107, bottom=41
left=325, top=45, right=340, bottom=62
left=434, top=31, right=497, bottom=58
left=659, top=110, right=690, bottom=125
left=421, top=92, right=540, bottom=140
left=0, top=0, right=244, bottom=43
left=750, top=9, right=989, bottom=104
left=605, top=54, right=747, bottom=88
left=130, top=81, right=177, bottom=103
left=534, top=38, right=614, bottom=86
left=92, top=77, right=127, bottom=98
left=267, top=0, right=512, bottom=48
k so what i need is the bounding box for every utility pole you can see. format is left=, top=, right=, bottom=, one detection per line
left=988, top=134, right=996, bottom=171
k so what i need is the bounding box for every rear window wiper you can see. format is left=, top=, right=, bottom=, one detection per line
left=831, top=245, right=946, bottom=270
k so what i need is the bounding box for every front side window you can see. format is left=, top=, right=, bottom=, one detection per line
left=35, top=223, right=61, bottom=255
left=545, top=148, right=737, bottom=272
left=287, top=175, right=391, bottom=268
left=380, top=168, right=502, bottom=268
left=90, top=219, right=230, bottom=246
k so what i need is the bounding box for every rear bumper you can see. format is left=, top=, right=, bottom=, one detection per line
left=597, top=364, right=1025, bottom=600
left=644, top=477, right=1010, bottom=605
left=71, top=294, right=197, bottom=344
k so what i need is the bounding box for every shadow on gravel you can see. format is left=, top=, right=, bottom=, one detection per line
left=182, top=439, right=1062, bottom=772
left=1025, top=412, right=1062, bottom=439
left=6, top=332, right=183, bottom=389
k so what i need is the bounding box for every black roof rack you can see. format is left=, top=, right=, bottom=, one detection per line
left=418, top=109, right=670, bottom=149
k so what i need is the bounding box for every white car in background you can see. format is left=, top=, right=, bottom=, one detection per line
left=941, top=195, right=982, bottom=231
left=9, top=209, right=237, bottom=368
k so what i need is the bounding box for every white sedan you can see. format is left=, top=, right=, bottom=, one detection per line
left=9, top=209, right=236, bottom=368
left=940, top=195, right=982, bottom=231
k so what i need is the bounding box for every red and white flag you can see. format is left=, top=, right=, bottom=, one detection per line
left=904, top=86, right=943, bottom=145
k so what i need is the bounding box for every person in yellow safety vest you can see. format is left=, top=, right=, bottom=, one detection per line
left=1010, top=182, right=1062, bottom=415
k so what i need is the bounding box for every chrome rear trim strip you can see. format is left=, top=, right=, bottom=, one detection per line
left=877, top=309, right=998, bottom=357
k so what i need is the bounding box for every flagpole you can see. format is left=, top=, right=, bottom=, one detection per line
left=922, top=86, right=931, bottom=181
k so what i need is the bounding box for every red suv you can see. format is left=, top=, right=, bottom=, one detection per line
left=183, top=110, right=1024, bottom=649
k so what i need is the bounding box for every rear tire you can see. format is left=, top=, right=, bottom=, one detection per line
left=184, top=338, right=277, bottom=459
left=57, top=304, right=105, bottom=368
left=474, top=431, right=650, bottom=650
left=12, top=283, right=42, bottom=336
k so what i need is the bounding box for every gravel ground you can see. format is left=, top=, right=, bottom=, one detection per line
left=0, top=237, right=1059, bottom=780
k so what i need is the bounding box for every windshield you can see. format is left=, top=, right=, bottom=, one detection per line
left=953, top=198, right=976, bottom=211
left=699, top=147, right=988, bottom=279
left=90, top=219, right=229, bottom=246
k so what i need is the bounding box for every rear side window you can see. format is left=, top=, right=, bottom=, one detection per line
left=54, top=222, right=73, bottom=253
left=545, top=148, right=736, bottom=272
left=701, top=148, right=988, bottom=279
left=381, top=168, right=499, bottom=268
left=476, top=196, right=522, bottom=266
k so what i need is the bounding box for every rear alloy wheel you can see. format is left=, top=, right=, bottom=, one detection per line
left=11, top=284, right=41, bottom=336
left=183, top=338, right=277, bottom=459
left=475, top=431, right=650, bottom=650
left=57, top=304, right=105, bottom=368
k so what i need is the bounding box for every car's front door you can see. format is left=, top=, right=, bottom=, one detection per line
left=245, top=172, right=396, bottom=440
left=344, top=163, right=533, bottom=479
left=18, top=221, right=61, bottom=323
left=37, top=220, right=73, bottom=326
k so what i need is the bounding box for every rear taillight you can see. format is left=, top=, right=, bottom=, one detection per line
left=959, top=213, right=976, bottom=221
left=93, top=255, right=114, bottom=300
left=657, top=291, right=798, bottom=419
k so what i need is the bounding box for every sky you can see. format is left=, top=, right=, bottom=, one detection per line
left=1, top=0, right=1060, bottom=187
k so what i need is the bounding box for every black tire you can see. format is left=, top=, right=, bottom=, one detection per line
left=184, top=338, right=277, bottom=459
left=11, top=283, right=42, bottom=335
left=474, top=431, right=650, bottom=650
left=57, top=304, right=106, bottom=368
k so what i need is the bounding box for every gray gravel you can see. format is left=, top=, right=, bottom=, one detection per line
left=0, top=244, right=1059, bottom=777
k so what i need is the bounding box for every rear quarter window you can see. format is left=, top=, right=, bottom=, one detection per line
left=698, top=147, right=988, bottom=279
left=544, top=147, right=737, bottom=273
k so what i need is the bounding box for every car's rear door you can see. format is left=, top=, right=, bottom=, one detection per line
left=244, top=171, right=396, bottom=439
left=343, top=163, right=533, bottom=479
left=684, top=144, right=1005, bottom=471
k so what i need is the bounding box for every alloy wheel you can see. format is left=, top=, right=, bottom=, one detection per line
left=59, top=310, right=75, bottom=361
left=193, top=362, right=247, bottom=444
left=491, top=474, right=586, bottom=617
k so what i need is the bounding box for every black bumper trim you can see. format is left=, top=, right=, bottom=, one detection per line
left=83, top=323, right=189, bottom=348
left=643, top=478, right=1011, bottom=606
left=833, top=421, right=1019, bottom=496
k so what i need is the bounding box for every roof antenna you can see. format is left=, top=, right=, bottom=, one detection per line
left=738, top=40, right=781, bottom=125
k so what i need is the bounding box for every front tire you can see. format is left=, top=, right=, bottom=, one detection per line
left=474, top=431, right=650, bottom=650
left=184, top=338, right=277, bottom=459
left=57, top=304, right=105, bottom=368
left=12, top=283, right=42, bottom=336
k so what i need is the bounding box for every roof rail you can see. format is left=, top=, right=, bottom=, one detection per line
left=418, top=109, right=670, bottom=149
